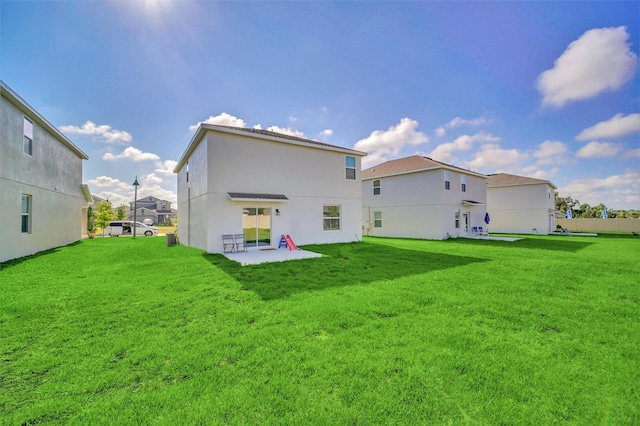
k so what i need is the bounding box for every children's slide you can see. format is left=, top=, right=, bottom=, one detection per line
left=284, top=234, right=298, bottom=251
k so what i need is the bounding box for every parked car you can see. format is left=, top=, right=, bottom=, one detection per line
left=104, top=221, right=158, bottom=237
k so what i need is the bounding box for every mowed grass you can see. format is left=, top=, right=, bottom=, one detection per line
left=1, top=235, right=638, bottom=424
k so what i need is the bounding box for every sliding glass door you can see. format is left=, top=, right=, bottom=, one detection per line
left=242, top=207, right=271, bottom=248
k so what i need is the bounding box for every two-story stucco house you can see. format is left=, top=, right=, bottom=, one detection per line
left=486, top=173, right=557, bottom=234
left=1, top=81, right=90, bottom=263
left=127, top=195, right=176, bottom=225
left=173, top=124, right=366, bottom=254
left=362, top=155, right=488, bottom=239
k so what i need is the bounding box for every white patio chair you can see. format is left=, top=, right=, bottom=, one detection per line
left=234, top=234, right=247, bottom=252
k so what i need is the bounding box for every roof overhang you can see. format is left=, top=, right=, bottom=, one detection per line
left=227, top=192, right=289, bottom=202
left=462, top=200, right=485, bottom=206
left=81, top=184, right=93, bottom=206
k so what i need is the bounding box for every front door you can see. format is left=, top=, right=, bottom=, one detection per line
left=463, top=213, right=470, bottom=235
left=243, top=207, right=271, bottom=248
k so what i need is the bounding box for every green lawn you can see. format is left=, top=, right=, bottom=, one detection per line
left=1, top=235, right=638, bottom=424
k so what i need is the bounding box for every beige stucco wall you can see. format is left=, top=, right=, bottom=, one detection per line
left=362, top=169, right=487, bottom=239
left=0, top=96, right=85, bottom=263
left=487, top=184, right=556, bottom=234
left=176, top=130, right=363, bottom=253
left=556, top=218, right=640, bottom=233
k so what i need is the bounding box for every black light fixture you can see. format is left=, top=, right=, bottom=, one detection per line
left=132, top=176, right=140, bottom=239
left=276, top=209, right=280, bottom=216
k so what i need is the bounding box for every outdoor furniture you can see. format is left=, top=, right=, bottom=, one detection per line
left=222, top=234, right=236, bottom=253
left=472, top=226, right=478, bottom=235
left=478, top=226, right=488, bottom=236
left=234, top=234, right=247, bottom=252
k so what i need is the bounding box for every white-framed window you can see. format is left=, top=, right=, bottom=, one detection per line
left=186, top=162, right=189, bottom=183
left=373, top=179, right=381, bottom=195
left=323, top=205, right=341, bottom=231
left=23, top=117, right=33, bottom=156
left=345, top=156, right=356, bottom=180
left=21, top=194, right=32, bottom=233
left=374, top=211, right=382, bottom=228
left=454, top=210, right=460, bottom=229
left=444, top=171, right=451, bottom=190
left=461, top=175, right=467, bottom=192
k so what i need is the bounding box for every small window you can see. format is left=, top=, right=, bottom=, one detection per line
left=374, top=211, right=382, bottom=228
left=141, top=209, right=145, bottom=214
left=373, top=179, right=381, bottom=195
left=186, top=162, right=189, bottom=183
left=461, top=175, right=467, bottom=192
left=323, top=205, right=341, bottom=231
left=21, top=194, right=31, bottom=233
left=162, top=203, right=167, bottom=209
left=454, top=210, right=460, bottom=229
left=23, top=117, right=33, bottom=156
left=444, top=171, right=450, bottom=191
left=345, top=156, right=356, bottom=180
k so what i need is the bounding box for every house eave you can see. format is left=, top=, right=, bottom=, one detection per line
left=227, top=192, right=289, bottom=202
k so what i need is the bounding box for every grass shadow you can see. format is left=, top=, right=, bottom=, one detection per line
left=204, top=241, right=488, bottom=301
left=444, top=236, right=595, bottom=253
left=0, top=241, right=82, bottom=271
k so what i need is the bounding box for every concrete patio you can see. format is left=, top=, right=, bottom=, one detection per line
left=223, top=247, right=323, bottom=266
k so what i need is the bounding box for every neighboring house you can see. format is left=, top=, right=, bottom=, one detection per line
left=127, top=196, right=176, bottom=224
left=173, top=124, right=366, bottom=253
left=486, top=173, right=557, bottom=234
left=0, top=81, right=90, bottom=263
left=362, top=155, right=488, bottom=239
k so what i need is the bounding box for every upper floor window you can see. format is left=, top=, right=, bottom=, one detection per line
left=21, top=194, right=32, bottom=233
left=461, top=175, right=467, bottom=192
left=444, top=171, right=451, bottom=190
left=373, top=179, right=381, bottom=195
left=186, top=162, right=189, bottom=183
left=162, top=203, right=167, bottom=209
left=345, top=156, right=356, bottom=180
left=23, top=117, right=33, bottom=156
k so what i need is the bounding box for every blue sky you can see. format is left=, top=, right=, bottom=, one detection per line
left=2, top=1, right=639, bottom=209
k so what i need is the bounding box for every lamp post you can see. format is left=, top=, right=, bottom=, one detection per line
left=132, top=176, right=139, bottom=239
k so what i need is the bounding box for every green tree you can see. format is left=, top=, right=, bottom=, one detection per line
left=95, top=200, right=114, bottom=236
left=87, top=206, right=96, bottom=233
left=116, top=205, right=126, bottom=220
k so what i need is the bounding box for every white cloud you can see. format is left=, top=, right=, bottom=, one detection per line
left=143, top=173, right=163, bottom=185
left=445, top=117, right=490, bottom=129
left=188, top=112, right=246, bottom=132
left=354, top=118, right=429, bottom=167
left=624, top=148, right=640, bottom=159
left=576, top=141, right=622, bottom=158
left=264, top=125, right=306, bottom=138
left=435, top=126, right=446, bottom=137
left=322, top=129, right=333, bottom=137
left=154, top=160, right=178, bottom=176
left=103, top=146, right=161, bottom=162
left=560, top=170, right=640, bottom=209
left=463, top=143, right=529, bottom=170
left=59, top=121, right=132, bottom=144
left=428, top=132, right=500, bottom=164
left=576, top=113, right=640, bottom=140
left=537, top=26, right=638, bottom=108
left=88, top=175, right=131, bottom=190
left=288, top=116, right=298, bottom=122
left=534, top=140, right=569, bottom=165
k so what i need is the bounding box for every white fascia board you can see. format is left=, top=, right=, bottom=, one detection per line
left=362, top=166, right=487, bottom=181
left=1, top=80, right=89, bottom=160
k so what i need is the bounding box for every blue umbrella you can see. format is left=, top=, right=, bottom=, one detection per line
left=484, top=212, right=490, bottom=224
left=566, top=209, right=572, bottom=219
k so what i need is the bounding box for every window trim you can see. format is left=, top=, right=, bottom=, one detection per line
left=345, top=156, right=356, bottom=180
left=373, top=179, right=381, bottom=195
left=21, top=194, right=32, bottom=234
left=461, top=175, right=467, bottom=192
left=374, top=211, right=382, bottom=228
left=323, top=204, right=341, bottom=231
left=444, top=171, right=451, bottom=191
left=23, top=117, right=33, bottom=156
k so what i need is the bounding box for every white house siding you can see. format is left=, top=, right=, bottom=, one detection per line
left=176, top=128, right=364, bottom=254
left=0, top=90, right=87, bottom=263
left=362, top=169, right=487, bottom=240
left=487, top=184, right=555, bottom=234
